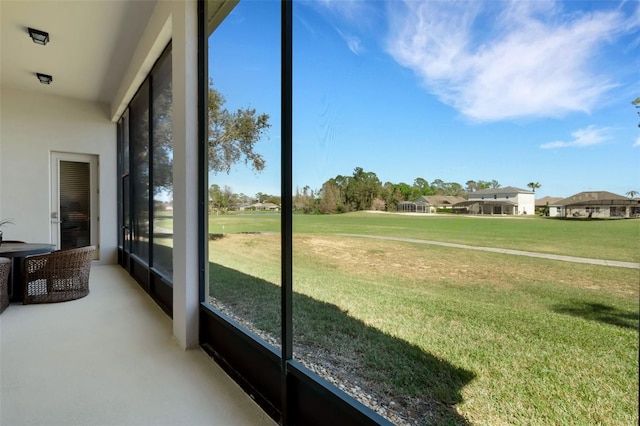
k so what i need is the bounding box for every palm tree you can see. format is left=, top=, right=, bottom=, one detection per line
left=626, top=190, right=639, bottom=198
left=527, top=182, right=541, bottom=192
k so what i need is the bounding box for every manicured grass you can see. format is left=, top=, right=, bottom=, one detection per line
left=208, top=212, right=640, bottom=262
left=207, top=216, right=639, bottom=425
left=208, top=211, right=281, bottom=234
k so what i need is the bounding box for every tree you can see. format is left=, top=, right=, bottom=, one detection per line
left=626, top=190, right=639, bottom=198
left=381, top=182, right=403, bottom=212
left=413, top=177, right=434, bottom=196
left=255, top=192, right=269, bottom=203
left=265, top=195, right=281, bottom=205
left=395, top=182, right=413, bottom=200
left=527, top=182, right=541, bottom=192
left=431, top=179, right=445, bottom=195
left=476, top=180, right=493, bottom=190
left=443, top=181, right=464, bottom=196
left=208, top=184, right=236, bottom=213
left=332, top=175, right=350, bottom=212
left=465, top=180, right=478, bottom=193
left=152, top=81, right=174, bottom=196
left=345, top=167, right=381, bottom=211
left=236, top=193, right=253, bottom=206
left=319, top=181, right=340, bottom=214
left=208, top=81, right=271, bottom=174
left=371, top=198, right=386, bottom=211
left=633, top=97, right=640, bottom=127
left=293, top=186, right=315, bottom=213
left=209, top=184, right=222, bottom=212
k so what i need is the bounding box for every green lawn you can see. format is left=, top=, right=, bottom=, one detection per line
left=209, top=211, right=640, bottom=262
left=206, top=212, right=639, bottom=425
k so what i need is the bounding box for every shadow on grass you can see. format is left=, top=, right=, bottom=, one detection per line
left=209, top=261, right=475, bottom=425
left=552, top=301, right=639, bottom=331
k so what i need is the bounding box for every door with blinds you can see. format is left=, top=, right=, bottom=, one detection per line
left=51, top=152, right=99, bottom=258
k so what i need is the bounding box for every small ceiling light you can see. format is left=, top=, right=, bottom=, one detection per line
left=36, top=73, right=53, bottom=84
left=28, top=27, right=49, bottom=45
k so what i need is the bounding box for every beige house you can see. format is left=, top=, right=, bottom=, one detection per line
left=244, top=202, right=280, bottom=211
left=536, top=196, right=564, bottom=216
left=557, top=191, right=640, bottom=218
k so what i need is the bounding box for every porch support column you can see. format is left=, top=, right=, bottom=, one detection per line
left=172, top=0, right=199, bottom=349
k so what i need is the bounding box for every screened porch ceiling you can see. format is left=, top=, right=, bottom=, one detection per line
left=0, top=0, right=157, bottom=105
left=1, top=0, right=237, bottom=118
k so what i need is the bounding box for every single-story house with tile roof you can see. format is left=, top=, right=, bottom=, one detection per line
left=453, top=186, right=535, bottom=215
left=536, top=196, right=564, bottom=216
left=557, top=191, right=640, bottom=218
left=239, top=202, right=280, bottom=211
left=398, top=195, right=466, bottom=213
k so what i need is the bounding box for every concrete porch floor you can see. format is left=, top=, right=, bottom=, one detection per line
left=0, top=265, right=276, bottom=426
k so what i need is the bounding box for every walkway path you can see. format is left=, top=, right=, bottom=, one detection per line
left=339, top=234, right=640, bottom=269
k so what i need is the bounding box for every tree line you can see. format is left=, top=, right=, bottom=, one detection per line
left=209, top=184, right=281, bottom=213
left=294, top=167, right=504, bottom=214
left=209, top=167, right=510, bottom=214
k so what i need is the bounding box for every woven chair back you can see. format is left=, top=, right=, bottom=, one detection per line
left=23, top=245, right=95, bottom=304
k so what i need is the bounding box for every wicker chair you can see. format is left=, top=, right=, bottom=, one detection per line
left=0, top=257, right=11, bottom=313
left=23, top=246, right=95, bottom=304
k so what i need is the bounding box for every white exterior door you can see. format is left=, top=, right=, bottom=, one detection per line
left=50, top=152, right=99, bottom=258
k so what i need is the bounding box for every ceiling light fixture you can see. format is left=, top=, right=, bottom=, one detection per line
left=28, top=27, right=49, bottom=45
left=36, top=73, right=53, bottom=84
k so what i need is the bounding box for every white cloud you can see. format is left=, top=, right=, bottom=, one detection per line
left=540, top=125, right=612, bottom=149
left=336, top=28, right=363, bottom=55
left=385, top=0, right=639, bottom=122
left=634, top=136, right=640, bottom=147
left=315, top=0, right=366, bottom=21
left=310, top=0, right=377, bottom=54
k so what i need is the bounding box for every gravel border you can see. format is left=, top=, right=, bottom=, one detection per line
left=208, top=298, right=415, bottom=425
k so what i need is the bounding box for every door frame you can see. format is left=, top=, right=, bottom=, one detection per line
left=50, top=152, right=100, bottom=258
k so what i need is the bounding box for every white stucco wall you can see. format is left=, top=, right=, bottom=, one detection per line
left=170, top=0, right=200, bottom=349
left=468, top=189, right=535, bottom=215
left=0, top=87, right=117, bottom=264
left=468, top=191, right=516, bottom=202
left=515, top=193, right=535, bottom=215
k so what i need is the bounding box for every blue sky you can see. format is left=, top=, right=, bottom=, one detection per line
left=209, top=0, right=640, bottom=199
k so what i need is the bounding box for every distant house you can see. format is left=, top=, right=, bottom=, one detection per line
left=453, top=186, right=535, bottom=215
left=536, top=196, right=563, bottom=216
left=398, top=195, right=466, bottom=213
left=237, top=202, right=280, bottom=212
left=557, top=191, right=640, bottom=218
left=250, top=202, right=280, bottom=211
left=398, top=199, right=428, bottom=213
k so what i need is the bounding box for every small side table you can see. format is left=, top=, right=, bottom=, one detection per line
left=0, top=243, right=56, bottom=302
